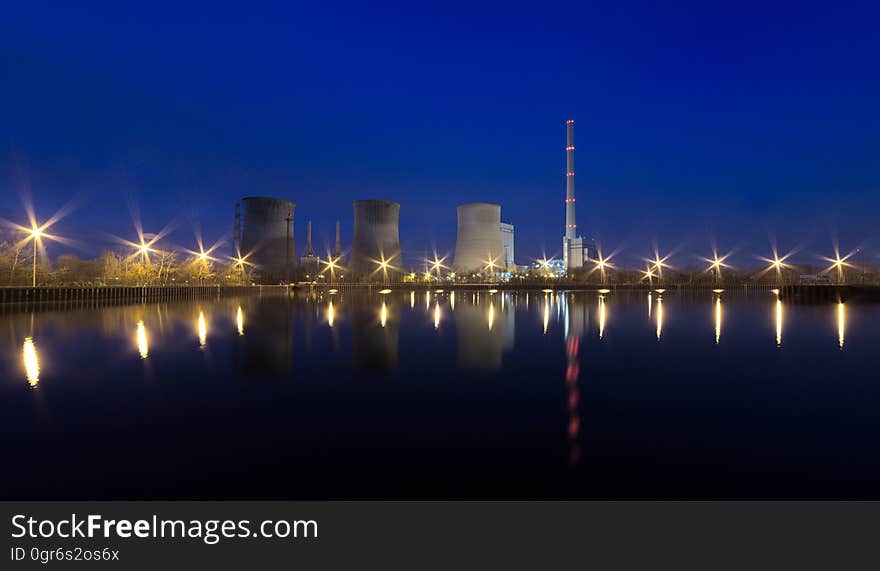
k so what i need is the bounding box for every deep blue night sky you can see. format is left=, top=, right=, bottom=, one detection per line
left=1, top=1, right=878, bottom=268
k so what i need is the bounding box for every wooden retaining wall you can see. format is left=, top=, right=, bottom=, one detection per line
left=0, top=285, right=276, bottom=306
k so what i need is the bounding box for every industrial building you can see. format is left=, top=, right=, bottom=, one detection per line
left=453, top=202, right=506, bottom=274
left=500, top=222, right=515, bottom=268
left=238, top=197, right=295, bottom=283
left=349, top=199, right=402, bottom=279
left=561, top=119, right=597, bottom=272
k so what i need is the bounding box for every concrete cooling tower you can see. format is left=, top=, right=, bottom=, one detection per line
left=453, top=202, right=505, bottom=273
left=239, top=197, right=295, bottom=282
left=349, top=200, right=402, bottom=278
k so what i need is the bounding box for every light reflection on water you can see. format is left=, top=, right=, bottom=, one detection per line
left=136, top=320, right=149, bottom=359
left=22, top=337, right=39, bottom=387
left=656, top=295, right=664, bottom=340
left=2, top=290, right=878, bottom=499
left=3, top=291, right=869, bottom=387
left=197, top=311, right=208, bottom=348
left=776, top=297, right=783, bottom=346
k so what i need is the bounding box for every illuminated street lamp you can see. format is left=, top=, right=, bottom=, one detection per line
left=372, top=253, right=396, bottom=284
left=321, top=255, right=342, bottom=282
left=592, top=254, right=613, bottom=285
left=758, top=248, right=793, bottom=288
left=28, top=226, right=42, bottom=288
left=429, top=254, right=447, bottom=278
left=703, top=250, right=731, bottom=287
left=821, top=248, right=854, bottom=285
left=646, top=250, right=671, bottom=286
left=18, top=222, right=59, bottom=288
left=483, top=256, right=500, bottom=280
left=641, top=265, right=656, bottom=287
left=7, top=218, right=63, bottom=288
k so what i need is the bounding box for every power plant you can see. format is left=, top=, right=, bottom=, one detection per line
left=562, top=119, right=597, bottom=272
left=349, top=200, right=402, bottom=278
left=228, top=122, right=590, bottom=282
left=453, top=202, right=506, bottom=273
left=239, top=197, right=295, bottom=282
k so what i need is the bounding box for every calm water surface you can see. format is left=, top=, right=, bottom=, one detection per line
left=1, top=289, right=878, bottom=499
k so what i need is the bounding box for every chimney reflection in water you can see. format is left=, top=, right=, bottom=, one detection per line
left=564, top=293, right=586, bottom=465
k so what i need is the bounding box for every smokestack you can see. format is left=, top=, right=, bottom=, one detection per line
left=565, top=119, right=576, bottom=240
left=333, top=220, right=343, bottom=258
left=305, top=220, right=314, bottom=256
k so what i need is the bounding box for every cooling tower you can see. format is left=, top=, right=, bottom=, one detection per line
left=239, top=197, right=295, bottom=282
left=349, top=200, right=402, bottom=278
left=453, top=202, right=505, bottom=273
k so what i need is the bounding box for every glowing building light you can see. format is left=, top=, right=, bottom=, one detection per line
left=378, top=289, right=392, bottom=295
left=23, top=337, right=40, bottom=387
left=236, top=306, right=245, bottom=336
left=136, top=320, right=149, bottom=359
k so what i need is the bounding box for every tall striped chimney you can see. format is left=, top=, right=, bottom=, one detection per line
left=305, top=220, right=315, bottom=256
left=333, top=220, right=343, bottom=257
left=565, top=119, right=576, bottom=240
